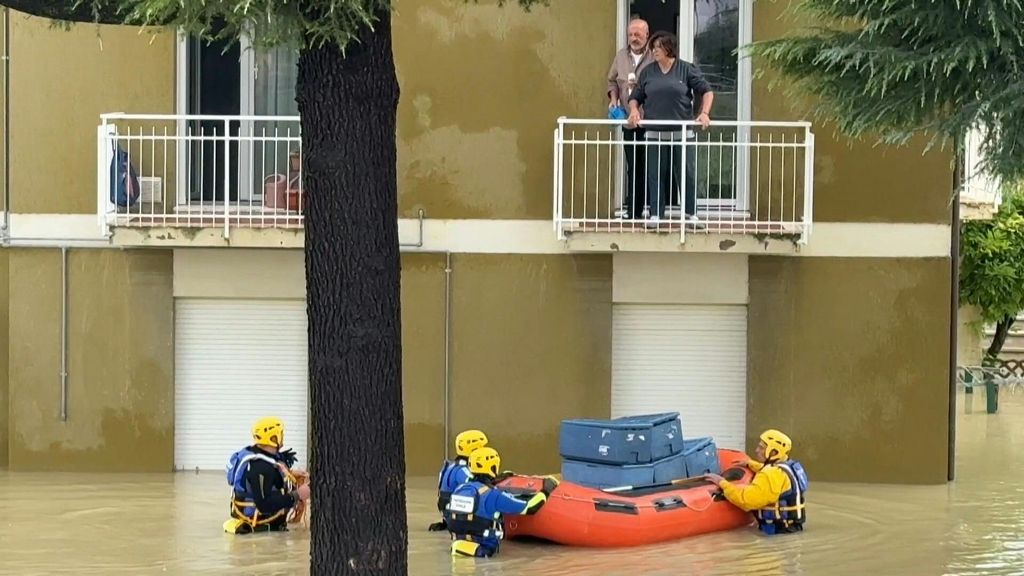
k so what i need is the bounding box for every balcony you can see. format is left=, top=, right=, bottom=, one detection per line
left=552, top=118, right=815, bottom=251
left=98, top=113, right=304, bottom=247
left=960, top=128, right=1002, bottom=221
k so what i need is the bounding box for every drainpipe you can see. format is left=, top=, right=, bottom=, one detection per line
left=2, top=7, right=10, bottom=241
left=60, top=246, right=68, bottom=421
left=947, top=137, right=963, bottom=482
left=443, top=251, right=452, bottom=460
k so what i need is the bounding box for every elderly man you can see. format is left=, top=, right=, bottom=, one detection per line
left=607, top=18, right=654, bottom=219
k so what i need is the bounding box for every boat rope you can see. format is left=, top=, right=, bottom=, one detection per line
left=284, top=469, right=310, bottom=525
left=547, top=489, right=716, bottom=512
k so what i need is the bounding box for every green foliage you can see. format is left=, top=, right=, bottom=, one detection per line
left=745, top=0, right=1024, bottom=183
left=960, top=182, right=1024, bottom=326
left=59, top=0, right=548, bottom=50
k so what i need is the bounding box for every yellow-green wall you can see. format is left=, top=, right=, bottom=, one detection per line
left=400, top=253, right=613, bottom=475
left=449, top=254, right=612, bottom=473
left=8, top=13, right=174, bottom=214
left=400, top=254, right=447, bottom=475
left=394, top=0, right=615, bottom=220
left=747, top=257, right=952, bottom=484
left=7, top=249, right=174, bottom=471
left=752, top=0, right=953, bottom=224
left=0, top=250, right=8, bottom=467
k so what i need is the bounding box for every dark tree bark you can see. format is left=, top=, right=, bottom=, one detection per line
left=296, top=8, right=407, bottom=576
left=986, top=315, right=1016, bottom=361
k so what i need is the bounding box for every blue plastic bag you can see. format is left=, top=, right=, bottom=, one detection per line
left=608, top=105, right=628, bottom=121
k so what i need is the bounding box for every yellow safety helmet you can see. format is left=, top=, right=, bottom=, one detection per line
left=455, top=429, right=488, bottom=458
left=469, top=447, right=501, bottom=478
left=760, top=429, right=792, bottom=461
left=252, top=416, right=285, bottom=449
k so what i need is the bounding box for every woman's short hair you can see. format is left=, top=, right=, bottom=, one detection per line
left=649, top=31, right=678, bottom=58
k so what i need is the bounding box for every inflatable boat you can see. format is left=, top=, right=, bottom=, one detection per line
left=497, top=448, right=755, bottom=547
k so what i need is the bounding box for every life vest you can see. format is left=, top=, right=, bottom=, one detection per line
left=755, top=460, right=808, bottom=535
left=443, top=482, right=503, bottom=542
left=436, top=458, right=470, bottom=512
left=224, top=447, right=293, bottom=529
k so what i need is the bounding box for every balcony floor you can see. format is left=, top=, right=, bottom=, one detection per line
left=109, top=214, right=304, bottom=229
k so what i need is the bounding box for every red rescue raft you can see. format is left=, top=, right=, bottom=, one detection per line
left=497, top=448, right=755, bottom=548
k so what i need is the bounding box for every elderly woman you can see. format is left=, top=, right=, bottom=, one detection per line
left=627, top=31, right=714, bottom=224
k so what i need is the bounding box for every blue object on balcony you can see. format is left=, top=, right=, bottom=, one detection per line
left=681, top=437, right=720, bottom=476
left=559, top=412, right=683, bottom=465
left=109, top=144, right=140, bottom=207
left=561, top=450, right=689, bottom=489
left=608, top=105, right=627, bottom=120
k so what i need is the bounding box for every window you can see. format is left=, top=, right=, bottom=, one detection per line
left=176, top=30, right=300, bottom=205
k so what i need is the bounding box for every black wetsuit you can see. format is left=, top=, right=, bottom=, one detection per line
left=232, top=446, right=298, bottom=533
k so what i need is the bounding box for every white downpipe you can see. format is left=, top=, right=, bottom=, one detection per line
left=60, top=246, right=68, bottom=422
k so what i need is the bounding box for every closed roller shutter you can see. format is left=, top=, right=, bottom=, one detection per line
left=612, top=304, right=747, bottom=450
left=175, top=298, right=308, bottom=470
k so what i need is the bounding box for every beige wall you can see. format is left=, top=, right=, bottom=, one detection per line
left=8, top=249, right=174, bottom=471
left=0, top=251, right=8, bottom=467
left=613, top=253, right=748, bottom=304
left=9, top=13, right=174, bottom=214
left=752, top=1, right=954, bottom=225
left=393, top=0, right=615, bottom=220
left=173, top=249, right=305, bottom=298
left=748, top=257, right=952, bottom=484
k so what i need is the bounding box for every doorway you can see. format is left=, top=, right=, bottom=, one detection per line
left=621, top=0, right=750, bottom=212
left=185, top=32, right=241, bottom=203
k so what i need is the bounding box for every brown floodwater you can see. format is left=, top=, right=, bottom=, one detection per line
left=2, top=390, right=1023, bottom=576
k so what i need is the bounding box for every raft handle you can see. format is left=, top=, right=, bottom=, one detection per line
left=652, top=496, right=687, bottom=512
left=593, top=499, right=640, bottom=515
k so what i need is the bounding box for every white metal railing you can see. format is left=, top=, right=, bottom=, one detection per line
left=97, top=113, right=303, bottom=238
left=961, top=127, right=1002, bottom=218
left=552, top=118, right=815, bottom=243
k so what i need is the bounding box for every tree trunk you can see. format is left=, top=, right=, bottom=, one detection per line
left=986, top=315, right=1016, bottom=360
left=296, top=9, right=407, bottom=576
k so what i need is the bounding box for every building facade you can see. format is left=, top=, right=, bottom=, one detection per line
left=0, top=0, right=969, bottom=483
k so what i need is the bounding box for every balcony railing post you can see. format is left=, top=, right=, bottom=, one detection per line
left=223, top=118, right=231, bottom=240
left=556, top=118, right=566, bottom=239
left=800, top=129, right=815, bottom=244
left=96, top=120, right=114, bottom=237
left=680, top=122, right=688, bottom=245
left=552, top=126, right=558, bottom=234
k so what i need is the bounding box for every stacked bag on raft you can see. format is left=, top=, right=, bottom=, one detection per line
left=558, top=412, right=721, bottom=489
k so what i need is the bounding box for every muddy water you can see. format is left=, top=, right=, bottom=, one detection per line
left=2, top=390, right=1023, bottom=576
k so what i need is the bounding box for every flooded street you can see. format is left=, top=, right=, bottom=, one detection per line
left=3, top=390, right=1023, bottom=576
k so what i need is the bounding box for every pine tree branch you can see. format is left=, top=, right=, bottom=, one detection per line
left=0, top=1, right=139, bottom=25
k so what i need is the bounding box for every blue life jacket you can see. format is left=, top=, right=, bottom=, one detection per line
left=444, top=481, right=504, bottom=552
left=436, top=458, right=472, bottom=512
left=444, top=479, right=539, bottom=553
left=225, top=447, right=288, bottom=524
left=755, top=460, right=808, bottom=535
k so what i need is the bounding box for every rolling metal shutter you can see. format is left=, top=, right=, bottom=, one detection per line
left=174, top=298, right=308, bottom=470
left=611, top=304, right=747, bottom=450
